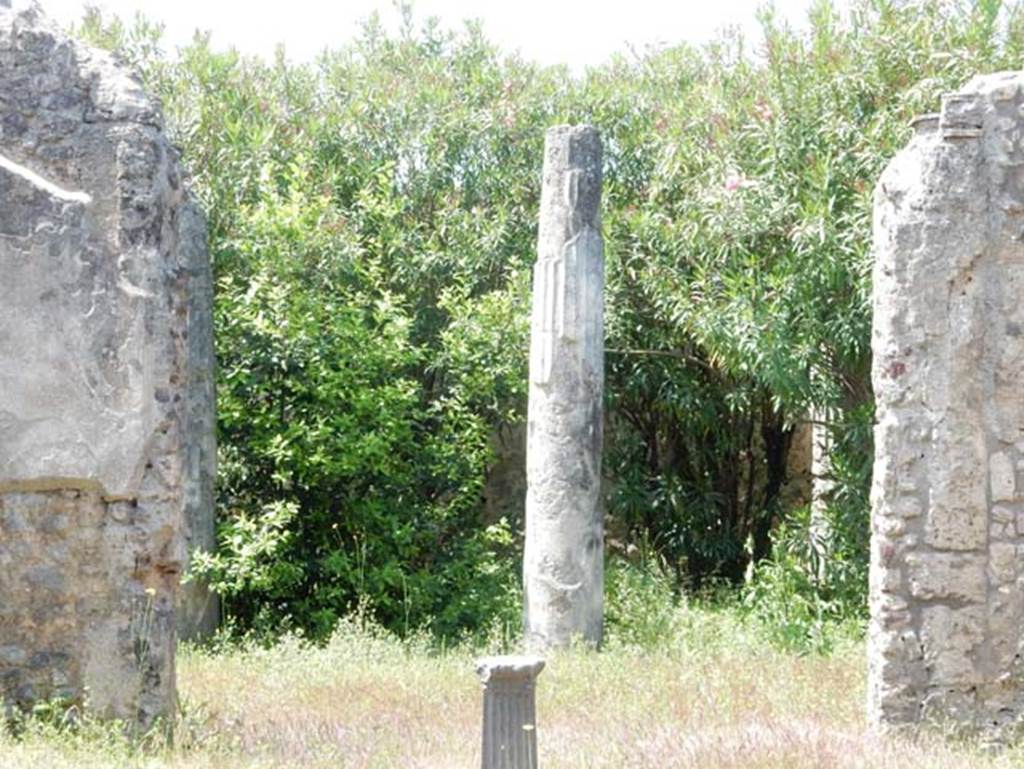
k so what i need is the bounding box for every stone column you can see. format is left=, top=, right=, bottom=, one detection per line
left=809, top=407, right=834, bottom=579
left=178, top=200, right=219, bottom=642
left=477, top=656, right=545, bottom=769
left=523, top=125, right=604, bottom=649
left=869, top=73, right=1024, bottom=740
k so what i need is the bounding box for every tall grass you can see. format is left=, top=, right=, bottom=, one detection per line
left=1, top=605, right=1020, bottom=768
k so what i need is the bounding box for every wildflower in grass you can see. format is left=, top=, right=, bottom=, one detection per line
left=724, top=172, right=756, bottom=192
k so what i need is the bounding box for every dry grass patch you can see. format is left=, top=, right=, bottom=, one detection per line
left=0, top=609, right=1020, bottom=768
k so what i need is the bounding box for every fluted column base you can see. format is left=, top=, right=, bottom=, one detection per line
left=477, top=656, right=545, bottom=769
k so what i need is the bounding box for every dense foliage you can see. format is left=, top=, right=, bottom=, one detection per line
left=80, top=0, right=1024, bottom=643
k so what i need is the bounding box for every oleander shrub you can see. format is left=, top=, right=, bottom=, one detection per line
left=76, top=0, right=1024, bottom=643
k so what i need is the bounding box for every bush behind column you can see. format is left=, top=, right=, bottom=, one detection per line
left=76, top=1, right=1024, bottom=644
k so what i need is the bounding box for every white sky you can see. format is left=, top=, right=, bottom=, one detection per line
left=40, top=0, right=817, bottom=68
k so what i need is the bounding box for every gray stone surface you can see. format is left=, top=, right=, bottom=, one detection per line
left=484, top=423, right=527, bottom=526
left=477, top=655, right=545, bottom=769
left=809, top=408, right=835, bottom=575
left=869, top=71, right=1024, bottom=739
left=179, top=200, right=218, bottom=641
left=523, top=125, right=604, bottom=649
left=0, top=0, right=214, bottom=725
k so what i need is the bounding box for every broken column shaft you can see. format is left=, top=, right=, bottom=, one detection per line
left=477, top=656, right=545, bottom=769
left=523, top=124, right=605, bottom=649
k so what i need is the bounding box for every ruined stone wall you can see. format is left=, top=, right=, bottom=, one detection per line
left=869, top=72, right=1024, bottom=737
left=0, top=0, right=212, bottom=725
left=483, top=423, right=527, bottom=526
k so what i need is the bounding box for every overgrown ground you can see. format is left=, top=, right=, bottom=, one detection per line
left=1, top=606, right=1020, bottom=769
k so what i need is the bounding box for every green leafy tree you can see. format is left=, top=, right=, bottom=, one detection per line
left=75, top=0, right=1024, bottom=642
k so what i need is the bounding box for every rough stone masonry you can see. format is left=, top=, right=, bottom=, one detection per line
left=0, top=0, right=214, bottom=726
left=870, top=71, right=1024, bottom=737
left=523, top=125, right=604, bottom=649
